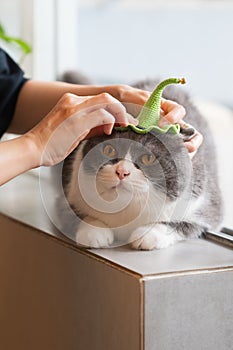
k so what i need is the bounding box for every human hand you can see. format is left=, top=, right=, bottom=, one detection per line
left=183, top=128, right=203, bottom=159
left=26, top=92, right=138, bottom=167
left=109, top=86, right=203, bottom=158
left=105, top=84, right=151, bottom=106
left=159, top=98, right=203, bottom=158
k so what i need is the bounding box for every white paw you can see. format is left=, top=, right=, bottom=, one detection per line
left=130, top=224, right=183, bottom=250
left=75, top=219, right=114, bottom=248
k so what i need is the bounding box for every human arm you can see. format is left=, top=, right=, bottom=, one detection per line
left=0, top=92, right=137, bottom=185
left=8, top=80, right=150, bottom=134
left=0, top=134, right=38, bottom=185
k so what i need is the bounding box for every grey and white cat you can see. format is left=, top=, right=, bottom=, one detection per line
left=57, top=78, right=223, bottom=250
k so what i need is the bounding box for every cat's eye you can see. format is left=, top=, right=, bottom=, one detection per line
left=141, top=153, right=156, bottom=165
left=103, top=145, right=117, bottom=158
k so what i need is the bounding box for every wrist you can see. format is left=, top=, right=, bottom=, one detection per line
left=21, top=133, right=42, bottom=169
left=0, top=134, right=41, bottom=186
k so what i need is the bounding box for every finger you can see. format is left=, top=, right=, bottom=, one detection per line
left=82, top=93, right=140, bottom=128
left=79, top=93, right=129, bottom=126
left=159, top=98, right=186, bottom=126
left=86, top=125, right=108, bottom=139
left=79, top=108, right=116, bottom=135
left=184, top=130, right=203, bottom=155
left=105, top=101, right=128, bottom=126
left=188, top=149, right=197, bottom=160
left=114, top=112, right=139, bottom=127
left=106, top=103, right=139, bottom=127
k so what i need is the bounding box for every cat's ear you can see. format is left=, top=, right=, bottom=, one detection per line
left=179, top=123, right=197, bottom=141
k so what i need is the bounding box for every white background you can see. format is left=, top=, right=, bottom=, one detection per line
left=0, top=0, right=233, bottom=106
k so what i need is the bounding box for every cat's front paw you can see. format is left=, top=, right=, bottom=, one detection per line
left=76, top=219, right=114, bottom=248
left=130, top=224, right=183, bottom=250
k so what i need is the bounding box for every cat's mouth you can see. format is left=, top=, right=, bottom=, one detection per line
left=97, top=178, right=132, bottom=196
left=111, top=181, right=131, bottom=191
left=95, top=180, right=133, bottom=204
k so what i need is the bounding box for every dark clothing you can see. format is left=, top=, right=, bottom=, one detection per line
left=0, top=48, right=28, bottom=137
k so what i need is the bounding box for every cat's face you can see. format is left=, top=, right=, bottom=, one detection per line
left=79, top=130, right=191, bottom=205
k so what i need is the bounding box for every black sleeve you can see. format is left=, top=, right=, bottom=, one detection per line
left=0, top=48, right=29, bottom=137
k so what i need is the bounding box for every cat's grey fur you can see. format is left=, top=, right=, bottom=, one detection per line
left=56, top=76, right=223, bottom=250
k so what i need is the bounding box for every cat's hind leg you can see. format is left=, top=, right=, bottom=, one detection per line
left=76, top=217, right=114, bottom=248
left=130, top=223, right=184, bottom=250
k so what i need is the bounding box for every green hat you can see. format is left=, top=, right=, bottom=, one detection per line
left=116, top=77, right=186, bottom=134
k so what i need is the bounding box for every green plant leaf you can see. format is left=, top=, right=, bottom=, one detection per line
left=5, top=36, right=32, bottom=54
left=0, top=22, right=32, bottom=56
left=0, top=23, right=6, bottom=35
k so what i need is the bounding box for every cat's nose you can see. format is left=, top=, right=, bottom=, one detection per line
left=116, top=168, right=130, bottom=180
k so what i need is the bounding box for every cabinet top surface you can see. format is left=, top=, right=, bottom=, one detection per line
left=0, top=173, right=232, bottom=277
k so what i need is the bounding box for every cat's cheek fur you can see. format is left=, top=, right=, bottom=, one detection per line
left=130, top=224, right=184, bottom=250
left=75, top=218, right=114, bottom=248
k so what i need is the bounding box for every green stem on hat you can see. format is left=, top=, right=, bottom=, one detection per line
left=137, top=77, right=186, bottom=129
left=115, top=77, right=186, bottom=134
